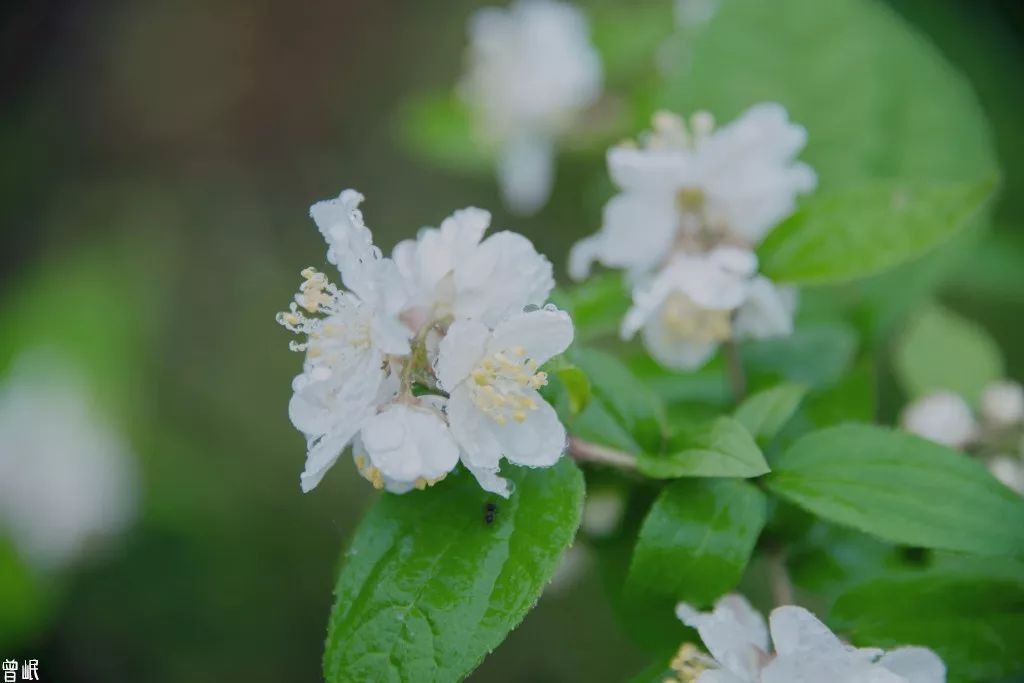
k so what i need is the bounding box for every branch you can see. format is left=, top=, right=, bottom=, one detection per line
left=724, top=337, right=747, bottom=402
left=767, top=547, right=794, bottom=607
left=568, top=437, right=638, bottom=470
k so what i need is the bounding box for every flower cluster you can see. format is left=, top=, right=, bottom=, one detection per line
left=460, top=0, right=603, bottom=215
left=278, top=190, right=573, bottom=497
left=670, top=594, right=945, bottom=683
left=902, top=380, right=1024, bottom=494
left=570, top=105, right=816, bottom=371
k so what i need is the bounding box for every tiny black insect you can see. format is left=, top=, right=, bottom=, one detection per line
left=484, top=502, right=497, bottom=525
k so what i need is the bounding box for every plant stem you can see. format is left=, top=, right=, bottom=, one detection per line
left=767, top=547, right=794, bottom=607
left=725, top=338, right=747, bottom=402
left=568, top=437, right=638, bottom=470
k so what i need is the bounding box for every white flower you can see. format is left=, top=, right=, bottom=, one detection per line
left=676, top=0, right=720, bottom=27
left=619, top=247, right=794, bottom=371
left=568, top=106, right=811, bottom=373
left=392, top=206, right=554, bottom=331
left=900, top=392, right=978, bottom=450
left=988, top=455, right=1024, bottom=496
left=673, top=594, right=946, bottom=683
left=280, top=189, right=574, bottom=496
left=461, top=0, right=603, bottom=214
left=0, top=352, right=137, bottom=570
left=733, top=276, right=798, bottom=341
left=569, top=105, right=815, bottom=281
left=279, top=192, right=414, bottom=493
left=580, top=488, right=626, bottom=537
left=980, top=380, right=1024, bottom=430
left=437, top=307, right=574, bottom=496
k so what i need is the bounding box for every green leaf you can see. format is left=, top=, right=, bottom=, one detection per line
left=949, top=232, right=1024, bottom=304
left=569, top=347, right=666, bottom=450
left=802, top=364, right=876, bottom=428
left=322, top=460, right=584, bottom=683
left=0, top=539, right=49, bottom=648
left=788, top=522, right=900, bottom=603
left=569, top=395, right=644, bottom=455
left=831, top=560, right=1024, bottom=682
left=893, top=303, right=1004, bottom=405
left=625, top=479, right=767, bottom=611
left=742, top=322, right=858, bottom=389
left=843, top=220, right=987, bottom=345
left=659, top=0, right=997, bottom=188
left=765, top=424, right=1024, bottom=556
left=758, top=177, right=997, bottom=285
left=628, top=657, right=676, bottom=683
left=397, top=93, right=490, bottom=174
left=628, top=352, right=731, bottom=408
left=636, top=417, right=769, bottom=479
left=735, top=383, right=808, bottom=442
left=549, top=363, right=591, bottom=416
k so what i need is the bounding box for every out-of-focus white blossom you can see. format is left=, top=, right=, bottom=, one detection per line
left=980, top=380, right=1024, bottom=430
left=568, top=106, right=812, bottom=372
left=0, top=353, right=137, bottom=571
left=733, top=277, right=798, bottom=341
left=461, top=0, right=602, bottom=214
left=279, top=189, right=572, bottom=496
left=569, top=105, right=815, bottom=282
left=675, top=0, right=720, bottom=27
left=672, top=594, right=946, bottom=683
left=900, top=392, right=978, bottom=450
left=988, top=455, right=1024, bottom=496
left=580, top=488, right=625, bottom=537
left=619, top=247, right=795, bottom=371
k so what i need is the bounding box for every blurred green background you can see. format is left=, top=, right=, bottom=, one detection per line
left=1, top=1, right=1022, bottom=681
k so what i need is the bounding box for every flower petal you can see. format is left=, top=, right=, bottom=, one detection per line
left=487, top=395, right=566, bottom=468
left=607, top=146, right=690, bottom=192
left=641, top=319, right=719, bottom=371
left=448, top=384, right=504, bottom=470
left=308, top=189, right=386, bottom=299
left=288, top=351, right=382, bottom=437
left=598, top=190, right=678, bottom=276
left=676, top=594, right=768, bottom=679
left=464, top=461, right=512, bottom=498
left=436, top=319, right=491, bottom=391
left=768, top=605, right=845, bottom=658
left=300, top=427, right=362, bottom=493
left=733, top=276, right=797, bottom=340
left=687, top=247, right=756, bottom=310
left=455, top=231, right=555, bottom=326
left=696, top=103, right=816, bottom=245
left=694, top=672, right=750, bottom=683
left=309, top=189, right=372, bottom=268
left=486, top=307, right=574, bottom=367
left=568, top=233, right=603, bottom=281
left=497, top=132, right=554, bottom=215
left=900, top=392, right=978, bottom=450
left=877, top=647, right=946, bottom=683
left=361, top=403, right=460, bottom=485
